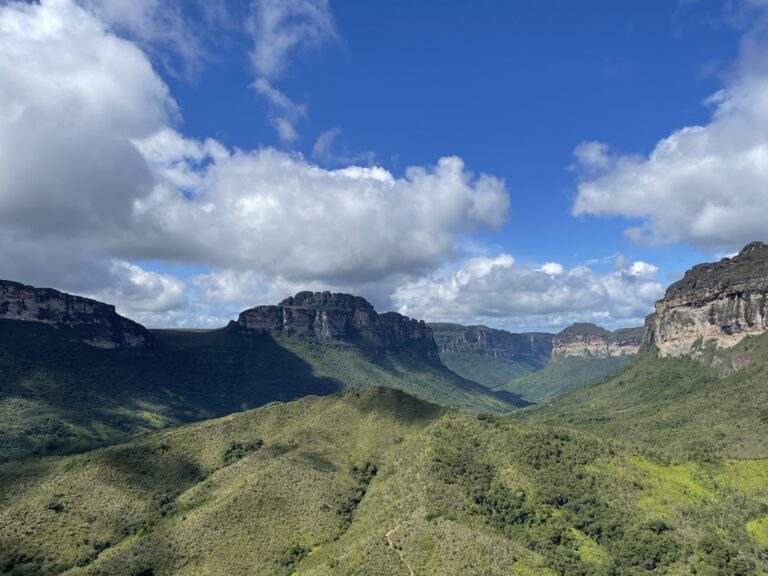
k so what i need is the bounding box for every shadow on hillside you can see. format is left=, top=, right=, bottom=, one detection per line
left=0, top=320, right=344, bottom=462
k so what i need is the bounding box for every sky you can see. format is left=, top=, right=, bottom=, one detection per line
left=1, top=0, right=767, bottom=332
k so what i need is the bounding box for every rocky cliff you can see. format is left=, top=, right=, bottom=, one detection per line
left=429, top=323, right=553, bottom=362
left=647, top=241, right=768, bottom=359
left=237, top=291, right=439, bottom=361
left=552, top=323, right=643, bottom=359
left=0, top=279, right=151, bottom=349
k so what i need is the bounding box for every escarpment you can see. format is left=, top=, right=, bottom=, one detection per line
left=0, top=279, right=151, bottom=349
left=648, top=241, right=768, bottom=358
left=237, top=291, right=440, bottom=362
left=429, top=323, right=553, bottom=362
left=551, top=323, right=643, bottom=359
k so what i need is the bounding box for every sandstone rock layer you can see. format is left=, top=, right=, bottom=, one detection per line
left=0, top=279, right=151, bottom=349
left=648, top=241, right=768, bottom=358
left=237, top=291, right=439, bottom=362
left=551, top=323, right=643, bottom=359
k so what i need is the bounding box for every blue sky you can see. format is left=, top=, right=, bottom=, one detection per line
left=0, top=0, right=766, bottom=331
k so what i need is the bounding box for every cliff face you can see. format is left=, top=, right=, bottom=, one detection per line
left=551, top=323, right=643, bottom=359
left=429, top=323, right=553, bottom=362
left=237, top=291, right=439, bottom=362
left=648, top=241, right=768, bottom=358
left=0, top=279, right=151, bottom=349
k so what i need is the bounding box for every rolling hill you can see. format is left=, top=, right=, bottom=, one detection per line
left=1, top=387, right=766, bottom=575
left=0, top=285, right=524, bottom=462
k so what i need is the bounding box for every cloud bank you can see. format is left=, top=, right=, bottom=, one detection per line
left=572, top=4, right=768, bottom=252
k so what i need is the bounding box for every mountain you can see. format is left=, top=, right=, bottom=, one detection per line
left=0, top=279, right=151, bottom=349
left=520, top=241, right=768, bottom=459
left=498, top=323, right=643, bottom=402
left=2, top=387, right=765, bottom=576
left=551, top=323, right=644, bottom=359
left=647, top=240, right=768, bottom=360
left=0, top=285, right=524, bottom=461
left=428, top=323, right=553, bottom=388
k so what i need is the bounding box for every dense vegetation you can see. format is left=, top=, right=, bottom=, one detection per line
left=499, top=356, right=633, bottom=403
left=518, top=332, right=768, bottom=460
left=438, top=351, right=546, bottom=389
left=1, top=387, right=767, bottom=575
left=0, top=320, right=521, bottom=462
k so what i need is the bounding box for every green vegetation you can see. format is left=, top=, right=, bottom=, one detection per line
left=1, top=387, right=766, bottom=575
left=518, top=332, right=768, bottom=460
left=438, top=351, right=546, bottom=389
left=0, top=319, right=522, bottom=462
left=499, top=356, right=633, bottom=403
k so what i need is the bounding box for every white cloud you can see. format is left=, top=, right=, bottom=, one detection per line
left=251, top=78, right=307, bottom=142
left=136, top=139, right=509, bottom=282
left=247, top=0, right=336, bottom=80
left=572, top=7, right=768, bottom=252
left=247, top=0, right=337, bottom=141
left=312, top=127, right=375, bottom=165
left=0, top=0, right=510, bottom=326
left=393, top=254, right=664, bottom=332
left=81, top=0, right=229, bottom=78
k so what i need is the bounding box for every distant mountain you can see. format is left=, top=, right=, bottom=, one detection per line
left=428, top=323, right=553, bottom=388
left=3, top=387, right=765, bottom=575
left=551, top=323, right=644, bottom=359
left=0, top=279, right=151, bottom=349
left=498, top=323, right=643, bottom=402
left=0, top=285, right=525, bottom=461
left=521, top=241, right=768, bottom=459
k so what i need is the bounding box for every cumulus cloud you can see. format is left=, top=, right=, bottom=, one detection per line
left=247, top=0, right=337, bottom=141
left=393, top=254, right=664, bottom=332
left=135, top=136, right=510, bottom=282
left=0, top=0, right=510, bottom=325
left=572, top=4, right=768, bottom=252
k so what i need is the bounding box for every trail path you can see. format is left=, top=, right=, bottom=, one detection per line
left=386, top=522, right=415, bottom=576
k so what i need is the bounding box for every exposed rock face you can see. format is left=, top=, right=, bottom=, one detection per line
left=648, top=241, right=768, bottom=358
left=237, top=291, right=439, bottom=361
left=0, top=279, right=151, bottom=349
left=552, top=323, right=643, bottom=359
left=429, top=323, right=553, bottom=362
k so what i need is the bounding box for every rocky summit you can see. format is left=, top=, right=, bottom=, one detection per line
left=551, top=322, right=644, bottom=359
left=648, top=240, right=768, bottom=358
left=237, top=291, right=440, bottom=361
left=0, top=279, right=151, bottom=349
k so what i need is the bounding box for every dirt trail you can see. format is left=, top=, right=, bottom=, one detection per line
left=386, top=522, right=415, bottom=576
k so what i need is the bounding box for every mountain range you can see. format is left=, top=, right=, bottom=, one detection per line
left=3, top=241, right=768, bottom=575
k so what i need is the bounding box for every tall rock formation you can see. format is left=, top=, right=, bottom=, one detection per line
left=648, top=241, right=768, bottom=358
left=237, top=291, right=439, bottom=362
left=551, top=323, right=643, bottom=359
left=0, top=279, right=151, bottom=349
left=429, top=323, right=553, bottom=363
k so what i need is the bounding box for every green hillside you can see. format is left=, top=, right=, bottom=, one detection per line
left=438, top=351, right=546, bottom=388
left=0, top=320, right=522, bottom=462
left=517, top=332, right=768, bottom=460
left=499, top=356, right=633, bottom=403
left=2, top=387, right=766, bottom=575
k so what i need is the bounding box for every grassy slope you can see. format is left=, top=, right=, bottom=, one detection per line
left=517, top=332, right=768, bottom=460
left=438, top=351, right=546, bottom=389
left=499, top=356, right=633, bottom=403
left=1, top=387, right=766, bottom=575
left=0, top=321, right=522, bottom=462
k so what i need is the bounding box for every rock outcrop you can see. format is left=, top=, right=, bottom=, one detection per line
left=429, top=323, right=553, bottom=363
left=647, top=241, right=768, bottom=358
left=552, top=323, right=643, bottom=359
left=237, top=291, right=439, bottom=361
left=0, top=279, right=151, bottom=349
